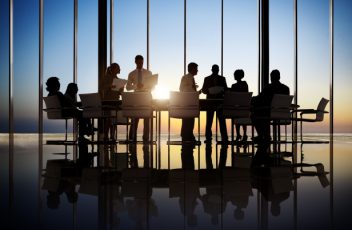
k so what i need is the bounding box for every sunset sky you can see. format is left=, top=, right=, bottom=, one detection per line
left=0, top=0, right=351, bottom=133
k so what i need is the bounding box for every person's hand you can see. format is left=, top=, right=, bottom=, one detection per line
left=118, top=87, right=124, bottom=93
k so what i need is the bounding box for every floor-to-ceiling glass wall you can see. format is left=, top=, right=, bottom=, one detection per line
left=298, top=0, right=330, bottom=134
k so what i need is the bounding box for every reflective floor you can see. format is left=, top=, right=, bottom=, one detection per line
left=0, top=134, right=351, bottom=230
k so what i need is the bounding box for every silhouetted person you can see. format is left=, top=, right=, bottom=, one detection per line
left=201, top=64, right=228, bottom=143
left=251, top=70, right=290, bottom=142
left=230, top=69, right=249, bottom=142
left=64, top=82, right=79, bottom=106
left=179, top=62, right=200, bottom=142
left=102, top=63, right=124, bottom=140
left=46, top=77, right=90, bottom=141
left=126, top=55, right=153, bottom=142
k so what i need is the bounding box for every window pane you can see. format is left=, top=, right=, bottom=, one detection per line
left=14, top=0, right=39, bottom=132
left=270, top=0, right=294, bottom=92
left=187, top=0, right=221, bottom=99
left=224, top=0, right=258, bottom=95
left=0, top=0, right=9, bottom=132
left=44, top=0, right=74, bottom=132
left=114, top=0, right=147, bottom=78
left=298, top=0, right=330, bottom=133
left=77, top=0, right=98, bottom=94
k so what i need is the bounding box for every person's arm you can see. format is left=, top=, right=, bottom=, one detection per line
left=201, top=77, right=209, bottom=95
left=126, top=72, right=135, bottom=91
left=244, top=81, right=249, bottom=92
left=179, top=76, right=185, bottom=92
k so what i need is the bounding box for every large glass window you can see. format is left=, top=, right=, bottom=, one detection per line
left=270, top=0, right=294, bottom=92
left=0, top=0, right=9, bottom=132
left=13, top=0, right=39, bottom=132
left=298, top=0, right=330, bottom=133
left=114, top=0, right=147, bottom=78
left=224, top=0, right=258, bottom=95
left=44, top=0, right=74, bottom=132
left=187, top=0, right=221, bottom=99
left=77, top=0, right=98, bottom=94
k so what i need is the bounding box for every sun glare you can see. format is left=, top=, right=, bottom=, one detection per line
left=152, top=85, right=170, bottom=99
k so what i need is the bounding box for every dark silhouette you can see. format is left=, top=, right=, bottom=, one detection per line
left=179, top=62, right=200, bottom=142
left=230, top=69, right=249, bottom=142
left=46, top=77, right=91, bottom=141
left=201, top=64, right=228, bottom=143
left=102, top=63, right=123, bottom=140
left=251, top=70, right=290, bottom=142
left=64, top=82, right=79, bottom=106
left=126, top=55, right=152, bottom=142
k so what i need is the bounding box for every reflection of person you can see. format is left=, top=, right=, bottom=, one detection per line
left=251, top=70, right=290, bottom=142
left=230, top=69, right=249, bottom=142
left=201, top=64, right=228, bottom=143
left=46, top=77, right=90, bottom=141
left=103, top=63, right=124, bottom=140
left=179, top=62, right=200, bottom=142
left=126, top=55, right=152, bottom=142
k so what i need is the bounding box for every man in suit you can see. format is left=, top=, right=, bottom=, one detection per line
left=251, top=69, right=290, bottom=142
left=201, top=64, right=228, bottom=143
left=126, top=55, right=152, bottom=142
left=179, top=62, right=200, bottom=142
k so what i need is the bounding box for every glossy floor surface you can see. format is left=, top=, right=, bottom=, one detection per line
left=0, top=134, right=351, bottom=230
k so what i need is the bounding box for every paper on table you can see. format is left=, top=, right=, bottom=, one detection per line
left=208, top=86, right=224, bottom=94
left=112, top=78, right=127, bottom=91
left=144, top=74, right=158, bottom=89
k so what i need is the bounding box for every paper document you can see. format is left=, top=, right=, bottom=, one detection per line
left=208, top=86, right=224, bottom=95
left=112, top=78, right=127, bottom=91
left=144, top=74, right=158, bottom=89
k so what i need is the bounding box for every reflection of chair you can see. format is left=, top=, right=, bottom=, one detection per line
left=168, top=91, right=200, bottom=144
left=222, top=92, right=253, bottom=143
left=121, top=92, right=154, bottom=142
left=43, top=95, right=75, bottom=143
left=293, top=98, right=329, bottom=142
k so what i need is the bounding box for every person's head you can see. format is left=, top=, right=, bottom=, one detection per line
left=109, top=63, right=120, bottom=75
left=211, top=64, right=219, bottom=75
left=65, top=83, right=78, bottom=96
left=270, top=69, right=280, bottom=83
left=135, top=55, right=144, bottom=69
left=46, top=76, right=60, bottom=94
left=188, top=62, right=198, bottom=76
left=234, top=69, right=245, bottom=81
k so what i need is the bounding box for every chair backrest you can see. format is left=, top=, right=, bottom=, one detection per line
left=121, top=92, right=153, bottom=118
left=316, top=97, right=329, bottom=121
left=169, top=91, right=199, bottom=118
left=222, top=92, right=253, bottom=118
left=270, top=94, right=294, bottom=120
left=79, top=93, right=102, bottom=108
left=43, top=96, right=63, bottom=119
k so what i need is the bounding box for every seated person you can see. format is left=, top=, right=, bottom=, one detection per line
left=251, top=70, right=290, bottom=142
left=46, top=77, right=90, bottom=140
left=230, top=69, right=249, bottom=142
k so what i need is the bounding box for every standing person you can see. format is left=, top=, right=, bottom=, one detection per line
left=102, top=63, right=124, bottom=140
left=201, top=64, right=228, bottom=143
left=230, top=69, right=249, bottom=142
left=179, top=62, right=200, bottom=142
left=251, top=69, right=290, bottom=142
left=126, top=55, right=152, bottom=142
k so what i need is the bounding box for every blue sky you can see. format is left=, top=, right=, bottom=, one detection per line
left=0, top=0, right=351, bottom=133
